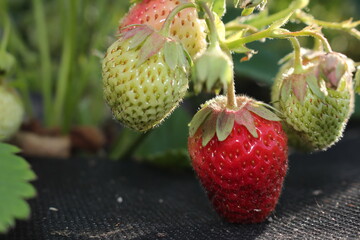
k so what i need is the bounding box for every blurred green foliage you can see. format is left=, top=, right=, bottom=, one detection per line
left=1, top=0, right=359, bottom=166
left=226, top=0, right=360, bottom=85
left=3, top=0, right=130, bottom=130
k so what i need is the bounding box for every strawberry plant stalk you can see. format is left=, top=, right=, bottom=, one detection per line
left=295, top=11, right=360, bottom=40
left=229, top=0, right=309, bottom=29
left=0, top=13, right=10, bottom=54
left=160, top=2, right=196, bottom=36
left=53, top=0, right=77, bottom=129
left=32, top=0, right=52, bottom=127
left=289, top=37, right=304, bottom=74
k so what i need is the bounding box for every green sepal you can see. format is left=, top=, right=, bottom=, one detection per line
left=202, top=113, right=218, bottom=146
left=164, top=41, right=179, bottom=70
left=138, top=32, right=167, bottom=67
left=280, top=78, right=292, bottom=102
left=319, top=53, right=346, bottom=89
left=164, top=40, right=190, bottom=72
left=205, top=54, right=231, bottom=92
left=193, top=46, right=233, bottom=94
left=355, top=67, right=360, bottom=94
left=246, top=103, right=281, bottom=121
left=128, top=27, right=153, bottom=50
left=121, top=25, right=150, bottom=40
left=291, top=76, right=307, bottom=104
left=216, top=110, right=235, bottom=141
left=306, top=74, right=325, bottom=100
left=235, top=109, right=258, bottom=138
left=189, top=107, right=212, bottom=137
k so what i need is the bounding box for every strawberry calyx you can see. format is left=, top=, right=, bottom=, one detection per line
left=280, top=67, right=325, bottom=104
left=189, top=95, right=281, bottom=146
left=119, top=25, right=191, bottom=73
left=192, top=45, right=233, bottom=94
left=192, top=2, right=234, bottom=94
left=278, top=50, right=355, bottom=105
left=318, top=52, right=354, bottom=90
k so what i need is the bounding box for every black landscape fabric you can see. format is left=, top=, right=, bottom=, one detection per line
left=1, top=129, right=360, bottom=240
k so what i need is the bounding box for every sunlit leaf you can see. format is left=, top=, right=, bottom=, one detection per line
left=0, top=143, right=36, bottom=233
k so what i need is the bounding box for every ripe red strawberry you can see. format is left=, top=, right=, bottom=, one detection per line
left=119, top=0, right=207, bottom=58
left=188, top=95, right=288, bottom=223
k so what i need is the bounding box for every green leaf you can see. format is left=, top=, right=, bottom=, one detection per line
left=0, top=143, right=37, bottom=233
left=233, top=41, right=288, bottom=85
left=212, top=0, right=226, bottom=17
left=268, top=12, right=293, bottom=30
left=355, top=67, right=360, bottom=95
left=241, top=7, right=255, bottom=16
left=134, top=107, right=192, bottom=170
left=109, top=128, right=142, bottom=161
left=141, top=149, right=190, bottom=170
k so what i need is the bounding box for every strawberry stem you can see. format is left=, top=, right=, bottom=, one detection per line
left=160, top=2, right=196, bottom=37
left=279, top=30, right=333, bottom=53
left=295, top=10, right=360, bottom=40
left=289, top=37, right=304, bottom=74
left=32, top=0, right=53, bottom=127
left=226, top=27, right=273, bottom=50
left=313, top=37, right=323, bottom=51
left=52, top=0, right=77, bottom=129
left=199, top=2, right=237, bottom=108
left=0, top=11, right=10, bottom=53
left=227, top=0, right=309, bottom=29
left=199, top=2, right=220, bottom=49
left=227, top=78, right=237, bottom=109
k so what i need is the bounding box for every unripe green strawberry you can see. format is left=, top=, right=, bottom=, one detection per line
left=272, top=50, right=355, bottom=151
left=103, top=26, right=190, bottom=132
left=0, top=51, right=15, bottom=76
left=188, top=95, right=288, bottom=223
left=119, top=0, right=207, bottom=58
left=0, top=85, right=24, bottom=141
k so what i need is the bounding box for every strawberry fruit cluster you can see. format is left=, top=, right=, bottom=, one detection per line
left=102, top=0, right=359, bottom=223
